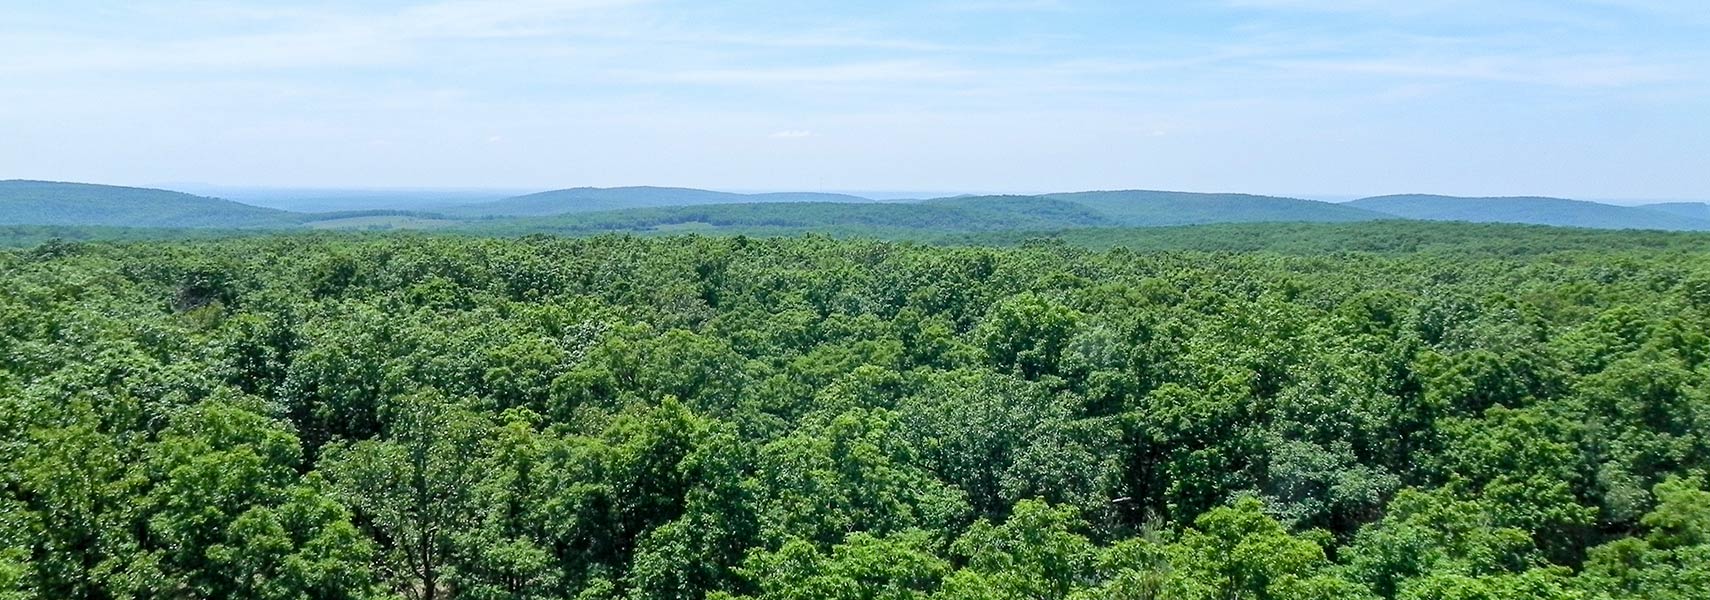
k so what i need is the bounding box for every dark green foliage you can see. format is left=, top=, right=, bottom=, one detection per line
left=2, top=225, right=1708, bottom=599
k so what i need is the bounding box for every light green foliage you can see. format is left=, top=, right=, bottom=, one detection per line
left=1170, top=498, right=1367, bottom=600
left=1396, top=567, right=1585, bottom=600
left=0, top=498, right=32, bottom=600
left=1343, top=487, right=1542, bottom=598
left=1579, top=478, right=1710, bottom=599
left=756, top=408, right=969, bottom=546
left=723, top=531, right=950, bottom=600
left=937, top=500, right=1097, bottom=600
left=898, top=370, right=1116, bottom=523
left=141, top=397, right=305, bottom=595
left=205, top=476, right=389, bottom=600
left=978, top=293, right=1082, bottom=380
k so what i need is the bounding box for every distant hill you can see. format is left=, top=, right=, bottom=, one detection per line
left=921, top=195, right=1117, bottom=227
left=1638, top=202, right=1710, bottom=221
left=1348, top=194, right=1710, bottom=231
left=14, top=179, right=1710, bottom=237
left=448, top=186, right=879, bottom=217
left=466, top=195, right=1115, bottom=237
left=464, top=191, right=1392, bottom=237
left=0, top=180, right=295, bottom=228
left=951, top=221, right=1710, bottom=255
left=158, top=185, right=517, bottom=212
left=1041, top=190, right=1389, bottom=226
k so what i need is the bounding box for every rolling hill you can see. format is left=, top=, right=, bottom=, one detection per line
left=10, top=179, right=1710, bottom=238
left=1347, top=194, right=1710, bottom=231
left=1638, top=202, right=1710, bottom=221
left=1041, top=190, right=1390, bottom=226
left=950, top=221, right=1710, bottom=255
left=454, top=190, right=1399, bottom=238
left=0, top=180, right=296, bottom=228
left=446, top=186, right=880, bottom=217
left=466, top=195, right=1116, bottom=237
left=158, top=185, right=516, bottom=212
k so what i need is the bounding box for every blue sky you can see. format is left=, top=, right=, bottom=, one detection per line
left=2, top=0, right=1706, bottom=199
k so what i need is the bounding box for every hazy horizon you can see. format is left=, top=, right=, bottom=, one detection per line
left=5, top=178, right=1706, bottom=209
left=134, top=182, right=1710, bottom=208
left=4, top=1, right=1708, bottom=199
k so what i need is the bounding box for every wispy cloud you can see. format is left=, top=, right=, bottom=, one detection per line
left=933, top=0, right=1072, bottom=12
left=0, top=30, right=403, bottom=73
left=1264, top=53, right=1687, bottom=88
left=1220, top=0, right=1657, bottom=28
left=392, top=0, right=646, bottom=38
left=647, top=60, right=976, bottom=85
left=1224, top=0, right=1473, bottom=15
left=2, top=0, right=1706, bottom=197
left=0, top=0, right=647, bottom=73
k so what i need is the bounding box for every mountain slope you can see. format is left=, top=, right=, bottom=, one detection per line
left=0, top=180, right=295, bottom=228
left=158, top=185, right=516, bottom=212
left=1348, top=194, right=1710, bottom=231
left=1041, top=190, right=1390, bottom=226
left=1638, top=202, right=1710, bottom=222
left=447, top=186, right=879, bottom=217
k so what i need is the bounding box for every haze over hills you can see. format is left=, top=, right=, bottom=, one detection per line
left=445, top=186, right=882, bottom=217
left=7, top=180, right=1710, bottom=236
left=1346, top=194, right=1710, bottom=231
left=1041, top=190, right=1387, bottom=226
left=466, top=195, right=1118, bottom=238
left=156, top=184, right=518, bottom=212
left=504, top=191, right=1389, bottom=237
left=1638, top=202, right=1710, bottom=222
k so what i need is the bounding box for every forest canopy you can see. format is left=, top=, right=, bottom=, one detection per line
left=2, top=229, right=1708, bottom=599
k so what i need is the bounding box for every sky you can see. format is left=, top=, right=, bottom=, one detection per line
left=2, top=0, right=1707, bottom=200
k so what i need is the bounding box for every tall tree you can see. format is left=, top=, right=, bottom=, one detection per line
left=324, top=391, right=492, bottom=600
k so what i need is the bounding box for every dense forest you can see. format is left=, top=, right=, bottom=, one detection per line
left=3, top=228, right=1709, bottom=600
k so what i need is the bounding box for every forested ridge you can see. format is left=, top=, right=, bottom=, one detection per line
left=0, top=181, right=297, bottom=229
left=3, top=231, right=1709, bottom=599
left=11, top=181, right=1710, bottom=235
